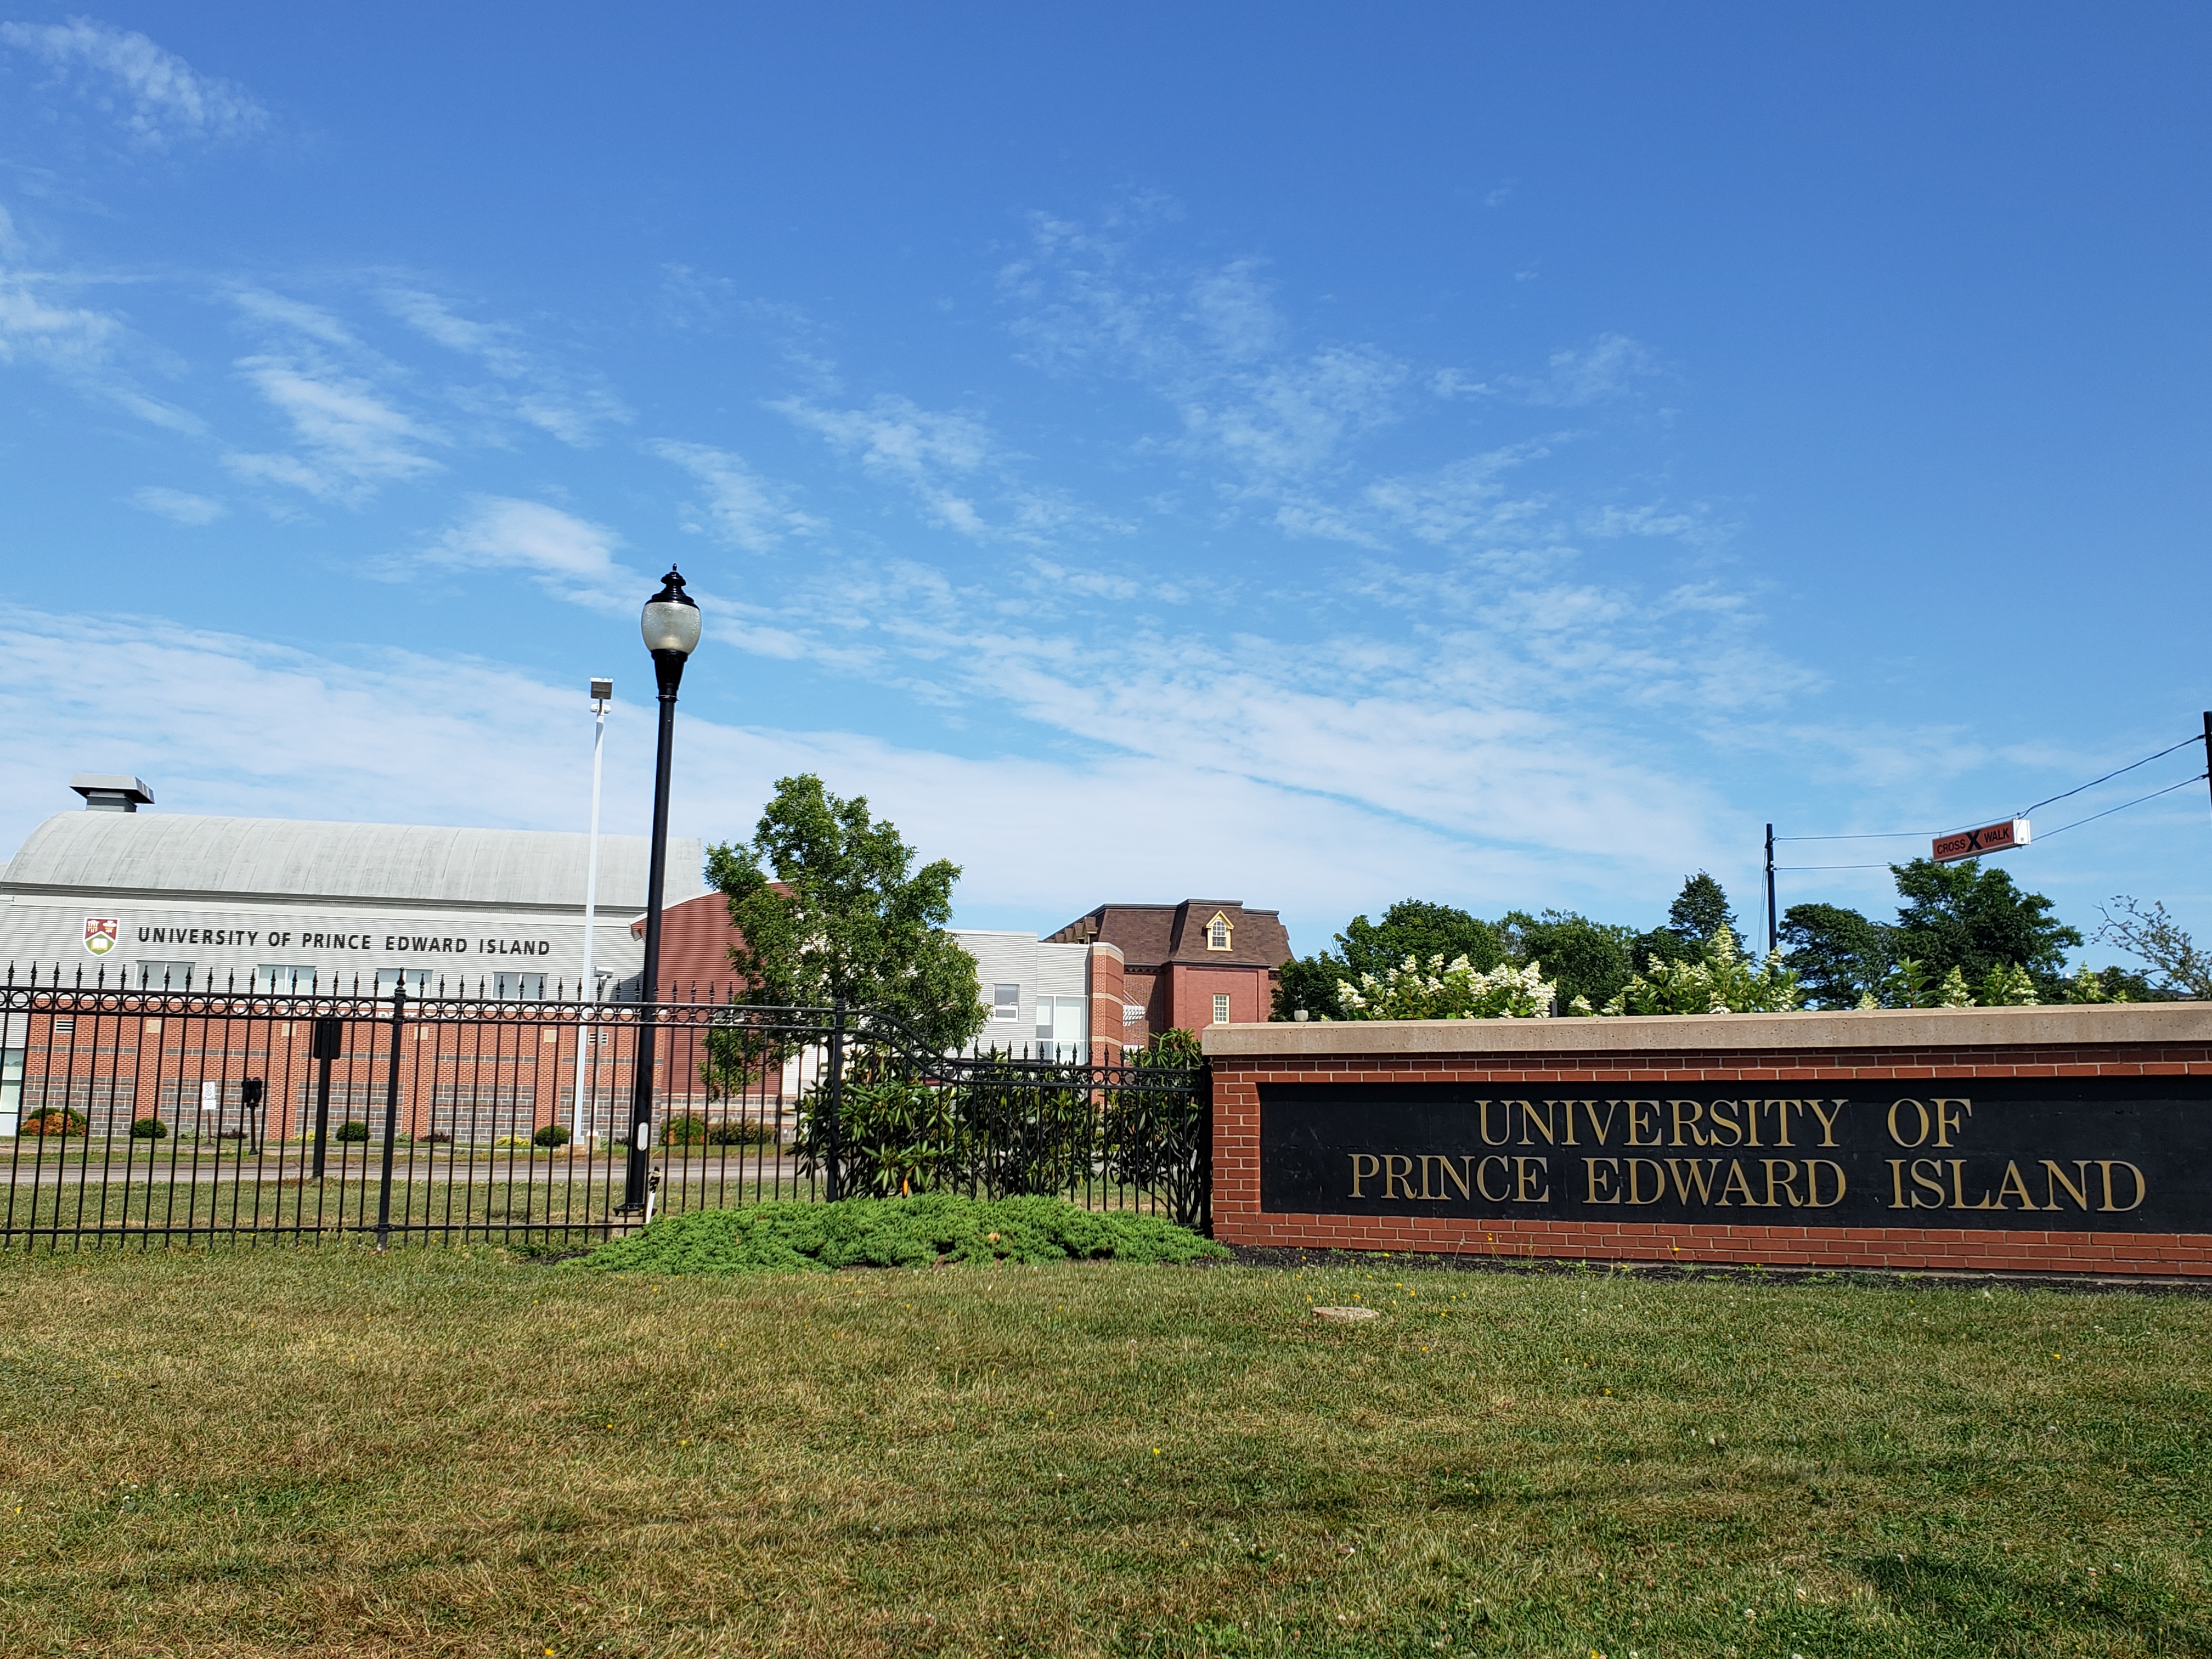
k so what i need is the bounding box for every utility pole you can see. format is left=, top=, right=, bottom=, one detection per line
left=2203, top=712, right=2211, bottom=825
left=575, top=677, right=610, bottom=1143
left=1764, top=822, right=1778, bottom=956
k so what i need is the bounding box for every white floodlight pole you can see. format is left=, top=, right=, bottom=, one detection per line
left=576, top=677, right=612, bottom=1142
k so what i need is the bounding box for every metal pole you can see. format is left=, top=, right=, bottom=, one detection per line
left=1765, top=822, right=1778, bottom=956
left=575, top=680, right=608, bottom=1143
left=2202, top=711, right=2210, bottom=825
left=620, top=653, right=682, bottom=1212
left=824, top=998, right=845, bottom=1203
left=310, top=1015, right=341, bottom=1179
left=375, top=981, right=405, bottom=1250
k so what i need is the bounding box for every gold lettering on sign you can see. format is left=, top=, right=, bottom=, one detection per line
left=1993, top=1161, right=2038, bottom=1211
left=1888, top=1098, right=1931, bottom=1148
left=2098, top=1160, right=2148, bottom=1212
left=1513, top=1156, right=1550, bottom=1203
left=1745, top=1099, right=1761, bottom=1148
left=1383, top=1155, right=1418, bottom=1199
left=1627, top=1158, right=1667, bottom=1204
left=1670, top=1099, right=1707, bottom=1146
left=1717, top=1160, right=1759, bottom=1206
left=1807, top=1099, right=1847, bottom=1147
left=1805, top=1160, right=1847, bottom=1206
left=1933, top=1098, right=1973, bottom=1148
left=1949, top=1159, right=1996, bottom=1210
left=1348, top=1154, right=1379, bottom=1198
left=1476, top=1155, right=1511, bottom=1202
left=2042, top=1159, right=2092, bottom=1212
left=1668, top=1158, right=1720, bottom=1203
left=1585, top=1157, right=1622, bottom=1204
left=1478, top=1101, right=1510, bottom=1146
left=1626, top=1100, right=1661, bottom=1147
left=1519, top=1101, right=1559, bottom=1146
left=1580, top=1099, right=1620, bottom=1145
left=1430, top=1154, right=1474, bottom=1200
left=1706, top=1099, right=1742, bottom=1147
left=1763, top=1159, right=1803, bottom=1207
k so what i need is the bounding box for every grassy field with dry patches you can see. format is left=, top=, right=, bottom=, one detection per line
left=2, top=1244, right=2210, bottom=1657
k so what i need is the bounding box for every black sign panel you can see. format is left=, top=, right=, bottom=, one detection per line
left=1259, top=1079, right=2212, bottom=1233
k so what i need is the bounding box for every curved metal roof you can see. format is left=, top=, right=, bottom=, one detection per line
left=0, top=812, right=704, bottom=913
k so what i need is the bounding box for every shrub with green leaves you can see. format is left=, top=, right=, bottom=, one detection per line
left=129, top=1116, right=168, bottom=1139
left=705, top=1118, right=775, bottom=1147
left=1602, top=930, right=1801, bottom=1015
left=532, top=1123, right=572, bottom=1148
left=333, top=1120, right=370, bottom=1143
left=575, top=1193, right=1227, bottom=1276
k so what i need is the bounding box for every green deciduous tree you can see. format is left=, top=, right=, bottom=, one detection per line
left=2094, top=897, right=2210, bottom=1000
left=1498, top=910, right=1638, bottom=1012
left=1778, top=902, right=1892, bottom=1008
left=705, top=775, right=986, bottom=1052
left=1272, top=899, right=1503, bottom=1019
left=1889, top=857, right=2082, bottom=996
left=1666, top=872, right=1739, bottom=947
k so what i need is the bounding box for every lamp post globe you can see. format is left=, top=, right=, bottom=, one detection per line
left=620, top=566, right=699, bottom=1214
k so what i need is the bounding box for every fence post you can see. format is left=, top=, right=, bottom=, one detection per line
left=375, top=981, right=405, bottom=1249
left=309, top=1016, right=342, bottom=1179
left=825, top=998, right=844, bottom=1203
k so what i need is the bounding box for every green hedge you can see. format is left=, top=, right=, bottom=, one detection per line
left=575, top=1194, right=1226, bottom=1276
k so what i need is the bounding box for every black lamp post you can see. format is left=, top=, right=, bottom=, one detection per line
left=619, top=566, right=701, bottom=1214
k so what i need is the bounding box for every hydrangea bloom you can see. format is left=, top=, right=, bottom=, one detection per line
left=1334, top=954, right=1558, bottom=1020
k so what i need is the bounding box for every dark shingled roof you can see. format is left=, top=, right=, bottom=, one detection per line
left=1046, top=900, right=1291, bottom=971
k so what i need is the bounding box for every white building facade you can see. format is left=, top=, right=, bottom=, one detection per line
left=0, top=782, right=701, bottom=1001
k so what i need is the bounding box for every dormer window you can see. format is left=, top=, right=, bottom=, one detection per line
left=1206, top=912, right=1232, bottom=951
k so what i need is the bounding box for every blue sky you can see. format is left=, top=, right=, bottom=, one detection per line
left=3, top=3, right=2209, bottom=961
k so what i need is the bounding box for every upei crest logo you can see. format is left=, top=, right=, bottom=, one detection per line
left=83, top=917, right=119, bottom=957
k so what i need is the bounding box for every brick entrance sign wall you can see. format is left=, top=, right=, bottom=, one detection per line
left=1202, top=1006, right=2212, bottom=1277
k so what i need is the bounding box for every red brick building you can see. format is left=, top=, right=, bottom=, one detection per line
left=1047, top=901, right=1292, bottom=1043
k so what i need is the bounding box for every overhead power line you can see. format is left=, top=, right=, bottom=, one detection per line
left=1775, top=731, right=2205, bottom=847
left=2034, top=771, right=2210, bottom=842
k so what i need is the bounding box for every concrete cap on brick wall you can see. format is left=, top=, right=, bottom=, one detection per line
left=1201, top=1001, right=2212, bottom=1058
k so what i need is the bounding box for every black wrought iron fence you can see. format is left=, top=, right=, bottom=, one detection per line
left=0, top=967, right=1208, bottom=1249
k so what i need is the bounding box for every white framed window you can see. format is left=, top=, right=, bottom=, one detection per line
left=991, top=983, right=1021, bottom=1023
left=1212, top=992, right=1232, bottom=1025
left=254, top=964, right=317, bottom=994
left=1033, top=995, right=1088, bottom=1058
left=1123, top=1002, right=1146, bottom=1025
left=494, top=972, right=546, bottom=1001
left=136, top=961, right=194, bottom=990
left=375, top=968, right=433, bottom=1000
left=1206, top=913, right=1233, bottom=951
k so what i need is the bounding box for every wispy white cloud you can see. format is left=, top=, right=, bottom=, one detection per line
left=648, top=439, right=825, bottom=551
left=0, top=18, right=268, bottom=149
left=407, top=495, right=641, bottom=613
left=0, top=257, right=207, bottom=432
left=773, top=390, right=1124, bottom=546
left=379, top=285, right=630, bottom=445
left=223, top=353, right=444, bottom=503
left=130, top=485, right=223, bottom=524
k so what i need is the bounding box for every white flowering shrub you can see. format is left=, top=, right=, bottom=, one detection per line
left=1601, top=930, right=1801, bottom=1016
left=1977, top=963, right=2039, bottom=1006
left=1335, top=955, right=1558, bottom=1020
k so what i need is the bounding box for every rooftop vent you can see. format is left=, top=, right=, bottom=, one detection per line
left=70, top=774, right=155, bottom=813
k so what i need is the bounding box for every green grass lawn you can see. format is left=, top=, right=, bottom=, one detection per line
left=3, top=1245, right=2209, bottom=1658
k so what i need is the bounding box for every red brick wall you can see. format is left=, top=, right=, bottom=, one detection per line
left=1209, top=1041, right=2212, bottom=1277
left=1087, top=944, right=1125, bottom=1058
left=1166, top=964, right=1271, bottom=1033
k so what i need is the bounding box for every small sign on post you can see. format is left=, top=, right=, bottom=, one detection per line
left=1932, top=817, right=2030, bottom=863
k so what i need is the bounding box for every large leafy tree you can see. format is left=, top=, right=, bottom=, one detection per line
left=1889, top=857, right=2081, bottom=995
left=1498, top=910, right=1638, bottom=1012
left=1272, top=899, right=1502, bottom=1019
left=706, top=775, right=986, bottom=1051
left=1779, top=902, right=1892, bottom=1008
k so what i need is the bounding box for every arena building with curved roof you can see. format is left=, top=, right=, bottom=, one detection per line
left=0, top=776, right=701, bottom=1000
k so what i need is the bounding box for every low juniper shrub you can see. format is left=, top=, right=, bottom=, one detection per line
left=130, top=1117, right=169, bottom=1139
left=533, top=1123, right=572, bottom=1148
